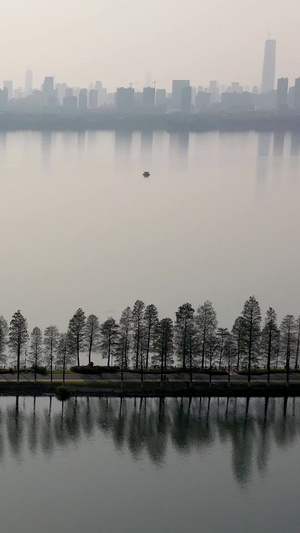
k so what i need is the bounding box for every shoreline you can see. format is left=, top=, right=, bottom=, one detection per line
left=1, top=380, right=300, bottom=398
left=0, top=111, right=300, bottom=133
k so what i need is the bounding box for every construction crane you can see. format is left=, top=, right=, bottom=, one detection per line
left=152, top=80, right=162, bottom=89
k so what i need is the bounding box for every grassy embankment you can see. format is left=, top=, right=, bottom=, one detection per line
left=0, top=380, right=300, bottom=398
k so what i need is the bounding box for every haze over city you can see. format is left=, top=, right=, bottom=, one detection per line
left=1, top=0, right=299, bottom=90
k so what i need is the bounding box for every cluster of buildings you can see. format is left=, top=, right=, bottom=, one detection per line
left=0, top=40, right=299, bottom=114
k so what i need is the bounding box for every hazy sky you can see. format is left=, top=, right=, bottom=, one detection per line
left=1, top=0, right=299, bottom=90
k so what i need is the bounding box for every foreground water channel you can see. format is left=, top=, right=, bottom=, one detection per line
left=1, top=130, right=300, bottom=338
left=0, top=396, right=299, bottom=532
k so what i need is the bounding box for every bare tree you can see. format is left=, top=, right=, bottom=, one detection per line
left=44, top=325, right=59, bottom=382
left=241, top=296, right=261, bottom=383
left=260, top=308, right=279, bottom=383
left=56, top=333, right=74, bottom=382
left=216, top=327, right=230, bottom=369
left=100, top=318, right=119, bottom=366
left=0, top=316, right=8, bottom=368
left=231, top=316, right=245, bottom=372
left=67, top=308, right=86, bottom=366
left=196, top=301, right=217, bottom=369
left=143, top=304, right=159, bottom=370
left=84, top=314, right=101, bottom=364
left=223, top=333, right=237, bottom=386
left=29, top=327, right=43, bottom=382
left=294, top=317, right=300, bottom=370
left=131, top=300, right=145, bottom=369
left=8, top=310, right=29, bottom=382
left=175, top=303, right=195, bottom=370
left=153, top=318, right=174, bottom=382
left=280, top=315, right=296, bottom=385
left=116, top=307, right=132, bottom=371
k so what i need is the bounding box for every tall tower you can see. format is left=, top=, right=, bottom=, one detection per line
left=261, top=39, right=276, bottom=93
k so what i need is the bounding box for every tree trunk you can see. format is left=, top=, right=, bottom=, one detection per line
left=295, top=333, right=300, bottom=370
left=140, top=346, right=144, bottom=388
left=182, top=321, right=187, bottom=369
left=248, top=315, right=253, bottom=384
left=77, top=336, right=80, bottom=367
left=201, top=331, right=206, bottom=369
left=63, top=349, right=66, bottom=382
left=107, top=335, right=111, bottom=367
left=50, top=343, right=53, bottom=383
left=88, top=341, right=92, bottom=365
left=227, top=354, right=231, bottom=388
left=267, top=326, right=272, bottom=384
left=189, top=338, right=193, bottom=384
left=146, top=324, right=151, bottom=370
left=121, top=347, right=124, bottom=389
left=17, top=344, right=20, bottom=382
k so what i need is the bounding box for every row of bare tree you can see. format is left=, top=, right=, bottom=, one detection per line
left=0, top=296, right=299, bottom=382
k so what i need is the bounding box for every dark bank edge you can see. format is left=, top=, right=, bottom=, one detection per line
left=1, top=381, right=300, bottom=398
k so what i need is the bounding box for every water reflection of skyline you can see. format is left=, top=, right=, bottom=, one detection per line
left=1, top=396, right=300, bottom=488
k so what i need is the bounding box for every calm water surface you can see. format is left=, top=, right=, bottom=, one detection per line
left=1, top=130, right=300, bottom=332
left=0, top=396, right=299, bottom=532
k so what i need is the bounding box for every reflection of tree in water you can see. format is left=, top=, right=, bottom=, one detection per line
left=2, top=396, right=300, bottom=486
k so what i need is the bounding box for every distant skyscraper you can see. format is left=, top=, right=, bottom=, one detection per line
left=3, top=81, right=13, bottom=99
left=277, top=78, right=288, bottom=110
left=78, top=89, right=88, bottom=110
left=172, top=80, right=190, bottom=109
left=142, top=87, right=155, bottom=109
left=181, top=85, right=192, bottom=113
left=115, top=87, right=134, bottom=112
left=293, top=78, right=300, bottom=111
left=155, top=89, right=166, bottom=107
left=25, top=70, right=33, bottom=96
left=88, top=89, right=98, bottom=109
left=261, top=39, right=276, bottom=93
left=42, top=77, right=54, bottom=95
left=208, top=80, right=219, bottom=104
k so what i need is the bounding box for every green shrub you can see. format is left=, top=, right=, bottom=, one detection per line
left=32, top=365, right=48, bottom=375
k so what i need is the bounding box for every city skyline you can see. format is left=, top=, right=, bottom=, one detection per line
left=1, top=37, right=298, bottom=94
left=0, top=0, right=299, bottom=90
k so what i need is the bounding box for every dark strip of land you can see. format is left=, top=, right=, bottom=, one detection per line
left=1, top=110, right=300, bottom=132
left=1, top=374, right=300, bottom=398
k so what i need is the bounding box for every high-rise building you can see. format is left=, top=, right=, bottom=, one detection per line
left=88, top=89, right=98, bottom=109
left=115, top=87, right=134, bottom=112
left=56, top=83, right=67, bottom=105
left=172, top=80, right=190, bottom=109
left=63, top=93, right=77, bottom=111
left=42, top=77, right=54, bottom=95
left=195, top=91, right=211, bottom=110
left=294, top=78, right=300, bottom=111
left=209, top=80, right=219, bottom=104
left=142, top=87, right=155, bottom=109
left=231, top=82, right=240, bottom=93
left=261, top=39, right=276, bottom=93
left=0, top=88, right=8, bottom=110
left=78, top=89, right=88, bottom=110
left=277, top=78, right=288, bottom=110
left=3, top=81, right=13, bottom=99
left=155, top=89, right=166, bottom=108
left=25, top=70, right=33, bottom=96
left=95, top=81, right=106, bottom=106
left=181, top=85, right=192, bottom=113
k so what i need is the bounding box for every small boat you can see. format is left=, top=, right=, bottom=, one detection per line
left=143, top=171, right=150, bottom=177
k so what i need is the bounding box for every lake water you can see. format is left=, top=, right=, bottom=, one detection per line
left=1, top=130, right=300, bottom=336
left=1, top=395, right=300, bottom=532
